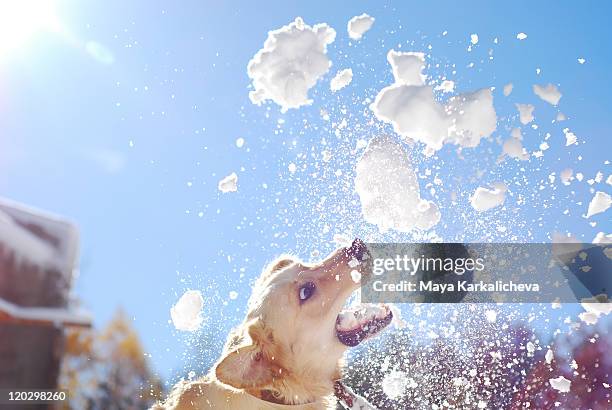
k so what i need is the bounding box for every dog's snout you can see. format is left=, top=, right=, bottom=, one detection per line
left=347, top=238, right=368, bottom=262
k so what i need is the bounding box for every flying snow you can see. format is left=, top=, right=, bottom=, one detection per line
left=516, top=103, right=535, bottom=124
left=347, top=13, right=375, bottom=40
left=503, top=83, right=513, bottom=97
left=371, top=55, right=497, bottom=151
left=470, top=183, right=507, bottom=211
left=354, top=135, right=440, bottom=232
left=533, top=83, right=562, bottom=106
left=330, top=68, right=353, bottom=92
left=586, top=191, right=611, bottom=218
left=387, top=50, right=426, bottom=86
left=247, top=17, right=336, bottom=112
left=549, top=376, right=571, bottom=393
left=170, top=290, right=204, bottom=332
left=218, top=172, right=238, bottom=193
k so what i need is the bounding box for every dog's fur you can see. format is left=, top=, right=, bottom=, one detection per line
left=154, top=245, right=370, bottom=409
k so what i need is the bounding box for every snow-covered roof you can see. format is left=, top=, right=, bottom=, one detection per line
left=0, top=296, right=91, bottom=327
left=0, top=197, right=79, bottom=281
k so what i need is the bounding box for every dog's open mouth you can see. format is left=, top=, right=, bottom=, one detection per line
left=335, top=303, right=393, bottom=347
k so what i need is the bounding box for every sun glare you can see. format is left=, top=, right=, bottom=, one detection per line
left=0, top=0, right=60, bottom=54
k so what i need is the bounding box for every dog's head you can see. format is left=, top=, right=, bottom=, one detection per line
left=214, top=239, right=392, bottom=403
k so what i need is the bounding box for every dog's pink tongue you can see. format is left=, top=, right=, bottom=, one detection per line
left=335, top=309, right=393, bottom=347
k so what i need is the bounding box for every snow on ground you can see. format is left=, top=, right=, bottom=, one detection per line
left=585, top=191, right=611, bottom=218
left=170, top=290, right=204, bottom=331
left=218, top=172, right=238, bottom=193
left=470, top=183, right=507, bottom=211
left=330, top=68, right=353, bottom=91
left=347, top=13, right=375, bottom=40
left=247, top=17, right=336, bottom=112
left=354, top=136, right=440, bottom=232
left=533, top=83, right=562, bottom=105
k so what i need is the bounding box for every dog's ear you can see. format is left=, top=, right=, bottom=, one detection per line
left=215, top=343, right=281, bottom=389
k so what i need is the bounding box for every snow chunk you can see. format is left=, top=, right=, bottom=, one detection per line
left=503, top=83, right=513, bottom=96
left=330, top=68, right=353, bottom=91
left=545, top=349, right=554, bottom=364
left=516, top=32, right=528, bottom=40
left=485, top=309, right=497, bottom=323
left=171, top=290, right=204, bottom=331
left=503, top=135, right=528, bottom=160
left=387, top=50, right=426, bottom=86
left=371, top=85, right=449, bottom=150
left=533, top=83, right=562, bottom=106
left=446, top=88, right=498, bottom=148
left=235, top=137, right=245, bottom=148
left=347, top=13, right=375, bottom=40
left=247, top=17, right=336, bottom=112
left=371, top=52, right=496, bottom=151
left=218, top=172, right=238, bottom=193
left=355, top=136, right=440, bottom=232
left=549, top=376, right=571, bottom=393
left=592, top=232, right=612, bottom=244
left=516, top=103, right=535, bottom=124
left=563, top=128, right=578, bottom=146
left=470, top=33, right=479, bottom=45
left=470, top=183, right=507, bottom=211
left=586, top=191, right=611, bottom=218
left=580, top=294, right=612, bottom=326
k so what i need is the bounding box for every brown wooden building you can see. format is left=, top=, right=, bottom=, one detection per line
left=0, top=198, right=90, bottom=409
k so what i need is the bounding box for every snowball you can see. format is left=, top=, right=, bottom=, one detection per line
left=330, top=68, right=353, bottom=91
left=235, top=137, right=245, bottom=148
left=347, top=13, right=375, bottom=40
left=446, top=88, right=498, bottom=148
left=470, top=33, right=479, bottom=45
left=218, top=172, right=238, bottom=193
left=171, top=290, right=204, bottom=331
left=586, top=191, right=611, bottom=218
left=533, top=83, right=562, bottom=106
left=387, top=50, right=426, bottom=86
left=229, top=291, right=238, bottom=300
left=288, top=163, right=297, bottom=173
left=578, top=58, right=586, bottom=64
left=247, top=17, right=336, bottom=112
left=470, top=183, right=507, bottom=211
left=516, top=32, right=528, bottom=40
left=516, top=103, right=535, bottom=124
left=354, top=135, right=440, bottom=232
left=503, top=83, right=513, bottom=96
left=485, top=309, right=497, bottom=323
left=350, top=270, right=362, bottom=283
left=549, top=376, right=571, bottom=393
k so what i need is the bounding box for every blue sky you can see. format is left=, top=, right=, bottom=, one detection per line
left=1, top=0, right=611, bottom=382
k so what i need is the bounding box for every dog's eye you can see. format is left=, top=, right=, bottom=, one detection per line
left=298, top=282, right=316, bottom=302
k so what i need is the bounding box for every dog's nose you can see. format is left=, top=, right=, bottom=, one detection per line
left=347, top=238, right=368, bottom=262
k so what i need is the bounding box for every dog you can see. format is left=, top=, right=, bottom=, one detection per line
left=153, top=239, right=392, bottom=409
